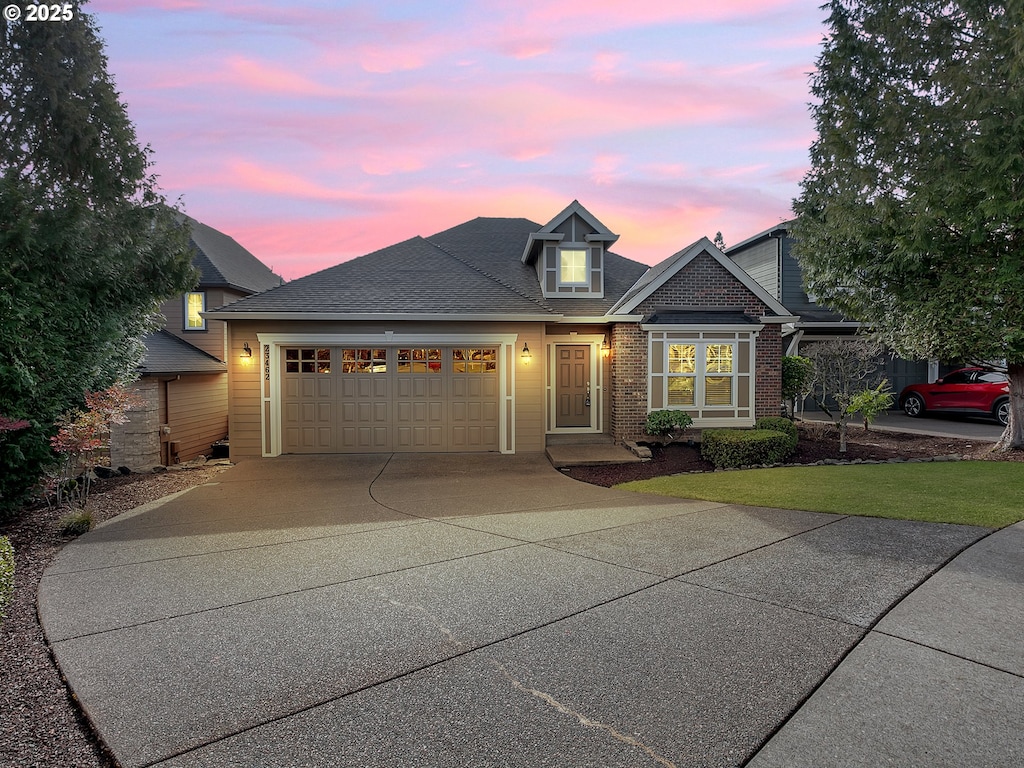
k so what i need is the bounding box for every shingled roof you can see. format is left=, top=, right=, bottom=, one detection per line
left=139, top=330, right=227, bottom=376
left=210, top=215, right=649, bottom=318
left=185, top=216, right=284, bottom=295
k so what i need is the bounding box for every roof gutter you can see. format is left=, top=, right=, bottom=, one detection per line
left=203, top=311, right=561, bottom=323
left=760, top=315, right=801, bottom=324
left=554, top=314, right=644, bottom=324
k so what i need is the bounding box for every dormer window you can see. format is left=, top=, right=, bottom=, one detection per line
left=185, top=291, right=206, bottom=330
left=522, top=201, right=618, bottom=299
left=558, top=248, right=589, bottom=286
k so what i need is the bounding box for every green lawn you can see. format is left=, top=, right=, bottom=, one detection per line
left=616, top=461, right=1024, bottom=528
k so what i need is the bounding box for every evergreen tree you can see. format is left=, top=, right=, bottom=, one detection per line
left=793, top=0, right=1024, bottom=451
left=1, top=2, right=197, bottom=514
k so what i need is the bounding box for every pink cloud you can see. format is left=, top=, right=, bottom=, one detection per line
left=89, top=0, right=819, bottom=284
left=223, top=160, right=370, bottom=203
left=590, top=154, right=625, bottom=186
left=91, top=1, right=204, bottom=9
left=505, top=0, right=807, bottom=29
left=509, top=147, right=552, bottom=162
left=190, top=175, right=799, bottom=282
left=590, top=51, right=624, bottom=83
left=223, top=56, right=339, bottom=96
left=708, top=164, right=771, bottom=180
left=360, top=153, right=427, bottom=177
left=499, top=40, right=555, bottom=60
left=358, top=47, right=430, bottom=75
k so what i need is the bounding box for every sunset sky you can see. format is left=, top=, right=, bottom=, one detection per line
left=88, top=0, right=826, bottom=280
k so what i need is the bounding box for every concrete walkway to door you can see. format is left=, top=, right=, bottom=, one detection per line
left=38, top=454, right=1023, bottom=767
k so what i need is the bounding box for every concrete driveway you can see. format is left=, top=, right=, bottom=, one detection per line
left=802, top=409, right=1006, bottom=442
left=38, top=454, right=1022, bottom=767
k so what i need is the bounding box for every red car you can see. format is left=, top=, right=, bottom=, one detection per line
left=899, top=367, right=1010, bottom=426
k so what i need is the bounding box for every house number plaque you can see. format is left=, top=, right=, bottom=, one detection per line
left=264, top=345, right=270, bottom=381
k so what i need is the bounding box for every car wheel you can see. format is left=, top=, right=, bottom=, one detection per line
left=994, top=398, right=1010, bottom=427
left=903, top=393, right=926, bottom=418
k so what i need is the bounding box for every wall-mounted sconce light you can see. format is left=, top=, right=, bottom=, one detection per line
left=521, top=342, right=532, bottom=363
left=601, top=335, right=611, bottom=358
left=241, top=342, right=253, bottom=362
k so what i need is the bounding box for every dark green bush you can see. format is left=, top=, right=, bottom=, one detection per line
left=754, top=416, right=799, bottom=451
left=0, top=536, right=13, bottom=626
left=701, top=429, right=795, bottom=469
left=645, top=410, right=693, bottom=441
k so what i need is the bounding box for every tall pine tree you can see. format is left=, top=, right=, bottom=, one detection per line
left=793, top=0, right=1024, bottom=451
left=1, top=2, right=197, bottom=513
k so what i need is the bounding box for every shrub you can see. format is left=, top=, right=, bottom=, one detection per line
left=846, top=379, right=895, bottom=430
left=645, top=410, right=693, bottom=442
left=781, top=355, right=814, bottom=417
left=58, top=509, right=95, bottom=537
left=0, top=536, right=13, bottom=626
left=701, top=429, right=795, bottom=469
left=755, top=416, right=799, bottom=451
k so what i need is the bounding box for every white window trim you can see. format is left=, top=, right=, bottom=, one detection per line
left=645, top=326, right=760, bottom=428
left=556, top=245, right=590, bottom=288
left=184, top=291, right=206, bottom=331
left=664, top=341, right=738, bottom=409
left=256, top=332, right=518, bottom=458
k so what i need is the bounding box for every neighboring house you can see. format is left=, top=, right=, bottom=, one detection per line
left=110, top=217, right=283, bottom=469
left=724, top=221, right=950, bottom=398
left=207, top=201, right=796, bottom=458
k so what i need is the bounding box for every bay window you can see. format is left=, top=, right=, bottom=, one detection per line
left=648, top=329, right=757, bottom=426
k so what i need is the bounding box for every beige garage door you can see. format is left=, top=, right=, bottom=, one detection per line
left=281, top=346, right=499, bottom=453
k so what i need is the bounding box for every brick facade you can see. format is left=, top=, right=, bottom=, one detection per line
left=610, top=250, right=784, bottom=443
left=609, top=323, right=648, bottom=442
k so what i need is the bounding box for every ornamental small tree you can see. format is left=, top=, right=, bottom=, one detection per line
left=49, top=384, right=141, bottom=510
left=805, top=338, right=884, bottom=452
left=847, top=379, right=895, bottom=431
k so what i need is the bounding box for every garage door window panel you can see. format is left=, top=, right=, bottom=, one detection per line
left=341, top=348, right=387, bottom=374
left=398, top=348, right=442, bottom=373
left=285, top=348, right=331, bottom=374
left=453, top=348, right=497, bottom=374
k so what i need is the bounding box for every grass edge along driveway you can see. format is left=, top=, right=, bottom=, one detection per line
left=617, top=461, right=1024, bottom=529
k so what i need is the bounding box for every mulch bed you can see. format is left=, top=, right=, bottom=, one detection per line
left=564, top=423, right=1020, bottom=487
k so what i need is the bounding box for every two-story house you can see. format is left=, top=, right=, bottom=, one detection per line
left=207, top=201, right=796, bottom=458
left=111, top=216, right=283, bottom=469
left=725, top=221, right=950, bottom=401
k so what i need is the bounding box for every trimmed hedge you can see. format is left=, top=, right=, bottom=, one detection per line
left=701, top=429, right=795, bottom=469
left=0, top=536, right=13, bottom=626
left=754, top=417, right=799, bottom=451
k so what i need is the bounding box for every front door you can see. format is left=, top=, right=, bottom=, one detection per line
left=556, top=345, right=591, bottom=428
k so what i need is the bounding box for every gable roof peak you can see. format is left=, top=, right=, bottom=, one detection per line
left=522, top=200, right=619, bottom=264
left=537, top=199, right=615, bottom=238
left=180, top=214, right=284, bottom=295
left=607, top=236, right=793, bottom=317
